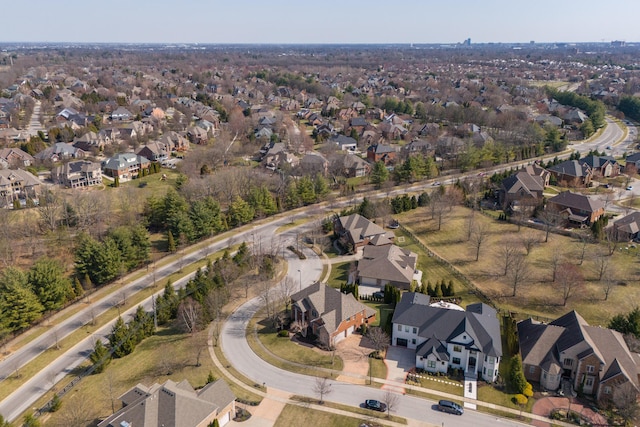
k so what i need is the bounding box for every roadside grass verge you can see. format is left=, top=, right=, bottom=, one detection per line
left=0, top=246, right=236, bottom=403
left=287, top=397, right=407, bottom=425
left=250, top=315, right=344, bottom=376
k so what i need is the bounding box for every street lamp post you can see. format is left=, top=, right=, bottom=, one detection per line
left=298, top=269, right=302, bottom=291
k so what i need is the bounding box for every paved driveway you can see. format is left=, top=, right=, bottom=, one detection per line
left=384, top=346, right=415, bottom=394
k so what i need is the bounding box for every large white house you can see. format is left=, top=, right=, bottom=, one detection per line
left=391, top=292, right=502, bottom=382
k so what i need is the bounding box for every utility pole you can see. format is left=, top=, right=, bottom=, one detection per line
left=152, top=295, right=158, bottom=329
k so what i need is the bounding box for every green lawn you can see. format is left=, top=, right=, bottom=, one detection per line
left=252, top=316, right=344, bottom=373
left=276, top=404, right=366, bottom=427
left=326, top=260, right=353, bottom=288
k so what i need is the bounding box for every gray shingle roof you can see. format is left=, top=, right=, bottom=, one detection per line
left=548, top=191, right=604, bottom=214
left=358, top=245, right=417, bottom=285
left=392, top=293, right=502, bottom=357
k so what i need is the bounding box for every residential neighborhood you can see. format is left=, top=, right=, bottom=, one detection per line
left=1, top=39, right=640, bottom=427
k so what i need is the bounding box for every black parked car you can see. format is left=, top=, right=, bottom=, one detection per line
left=437, top=399, right=464, bottom=415
left=365, top=399, right=387, bottom=412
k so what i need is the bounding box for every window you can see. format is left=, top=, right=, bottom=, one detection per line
left=404, top=325, right=409, bottom=332
left=412, top=339, right=416, bottom=345
left=487, top=356, right=495, bottom=364
left=453, top=345, right=462, bottom=353
left=543, top=373, right=547, bottom=380
left=487, top=369, right=493, bottom=377
left=427, top=360, right=436, bottom=369
left=412, top=327, right=417, bottom=334
left=397, top=325, right=402, bottom=331
left=463, top=335, right=467, bottom=340
left=452, top=357, right=461, bottom=365
left=563, top=358, right=573, bottom=367
left=603, top=386, right=612, bottom=395
left=586, top=365, right=594, bottom=373
left=529, top=366, right=536, bottom=374
left=585, top=377, right=594, bottom=387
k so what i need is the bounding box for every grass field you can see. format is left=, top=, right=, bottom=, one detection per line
left=397, top=205, right=640, bottom=325
left=43, top=326, right=217, bottom=426
left=326, top=261, right=354, bottom=287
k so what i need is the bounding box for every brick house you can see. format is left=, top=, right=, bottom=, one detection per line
left=290, top=282, right=376, bottom=348
left=366, top=143, right=397, bottom=165
left=518, top=311, right=640, bottom=404
left=545, top=191, right=605, bottom=227
left=547, top=160, right=592, bottom=188
left=102, top=153, right=150, bottom=182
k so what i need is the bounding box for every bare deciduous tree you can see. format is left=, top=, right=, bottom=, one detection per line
left=556, top=263, right=583, bottom=306
left=383, top=390, right=401, bottom=417
left=471, top=223, right=489, bottom=262
left=549, top=244, right=563, bottom=282
left=520, top=231, right=538, bottom=255
left=614, top=382, right=639, bottom=425
left=278, top=276, right=297, bottom=314
left=367, top=327, right=390, bottom=357
left=508, top=254, right=530, bottom=297
left=178, top=297, right=202, bottom=334
left=496, top=238, right=519, bottom=276
left=313, top=376, right=332, bottom=404
left=602, top=274, right=615, bottom=301
left=54, top=394, right=97, bottom=427
left=593, top=251, right=610, bottom=282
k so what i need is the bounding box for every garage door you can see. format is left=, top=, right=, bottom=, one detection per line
left=396, top=338, right=408, bottom=347
left=218, top=410, right=230, bottom=426
left=345, top=325, right=355, bottom=337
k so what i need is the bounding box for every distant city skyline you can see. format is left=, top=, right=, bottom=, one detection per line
left=2, top=0, right=639, bottom=45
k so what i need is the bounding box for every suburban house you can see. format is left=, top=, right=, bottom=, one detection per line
left=391, top=293, right=502, bottom=382
left=334, top=213, right=392, bottom=253
left=367, top=143, right=397, bottom=165
left=624, top=152, right=640, bottom=175
left=290, top=282, right=376, bottom=348
left=357, top=245, right=420, bottom=293
left=545, top=191, right=605, bottom=227
left=522, top=163, right=551, bottom=187
left=611, top=211, right=640, bottom=242
left=52, top=160, right=102, bottom=188
left=35, top=142, right=86, bottom=162
left=137, top=142, right=169, bottom=162
left=299, top=152, right=329, bottom=176
left=578, top=155, right=620, bottom=178
left=402, top=139, right=435, bottom=157
left=0, top=148, right=34, bottom=169
left=110, top=106, right=134, bottom=121
left=498, top=171, right=545, bottom=211
left=102, top=153, right=151, bottom=182
left=331, top=134, right=358, bottom=152
left=339, top=153, right=371, bottom=178
left=97, top=378, right=236, bottom=427
left=0, top=169, right=41, bottom=208
left=547, top=160, right=592, bottom=187
left=518, top=311, right=640, bottom=403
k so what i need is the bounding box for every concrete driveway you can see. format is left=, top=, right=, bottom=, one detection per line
left=335, top=333, right=375, bottom=384
left=384, top=345, right=415, bottom=394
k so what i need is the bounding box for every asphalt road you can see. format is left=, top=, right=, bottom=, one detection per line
left=221, top=237, right=529, bottom=427
left=0, top=117, right=628, bottom=421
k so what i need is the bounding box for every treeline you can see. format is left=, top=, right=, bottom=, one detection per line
left=75, top=224, right=151, bottom=287
left=546, top=87, right=606, bottom=129
left=618, top=95, right=640, bottom=122
left=143, top=175, right=331, bottom=247
left=0, top=258, right=83, bottom=337
left=91, top=247, right=254, bottom=373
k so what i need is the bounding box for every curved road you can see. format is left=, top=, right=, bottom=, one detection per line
left=0, top=118, right=627, bottom=421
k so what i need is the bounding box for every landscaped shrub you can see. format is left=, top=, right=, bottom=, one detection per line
left=513, top=394, right=528, bottom=405
left=277, top=330, right=289, bottom=337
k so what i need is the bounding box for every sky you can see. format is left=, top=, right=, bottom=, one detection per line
left=2, top=0, right=640, bottom=45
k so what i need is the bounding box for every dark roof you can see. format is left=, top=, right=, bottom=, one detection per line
left=614, top=211, right=640, bottom=235
left=501, top=171, right=544, bottom=195
left=548, top=191, right=604, bottom=214
left=579, top=155, right=617, bottom=169
left=368, top=144, right=395, bottom=154
left=548, top=160, right=590, bottom=178
left=392, top=293, right=502, bottom=357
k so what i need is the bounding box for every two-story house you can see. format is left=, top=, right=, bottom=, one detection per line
left=518, top=311, right=640, bottom=404
left=392, top=293, right=502, bottom=382
left=547, top=160, right=592, bottom=188
left=357, top=244, right=420, bottom=294
left=545, top=191, right=605, bottom=227
left=334, top=213, right=392, bottom=253
left=102, top=153, right=150, bottom=182
left=290, top=282, right=376, bottom=348
left=52, top=160, right=102, bottom=188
